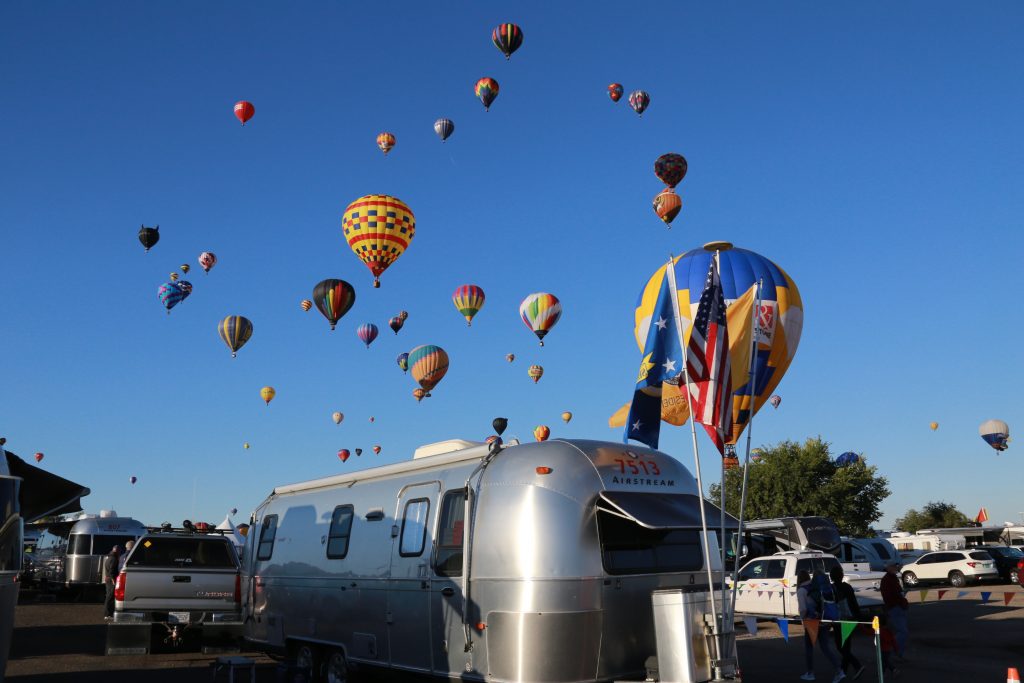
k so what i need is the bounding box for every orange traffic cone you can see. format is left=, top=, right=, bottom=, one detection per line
left=1008, top=667, right=1020, bottom=683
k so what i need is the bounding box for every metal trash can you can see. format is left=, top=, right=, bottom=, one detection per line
left=650, top=589, right=712, bottom=683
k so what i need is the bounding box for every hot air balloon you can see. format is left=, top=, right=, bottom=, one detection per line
left=169, top=272, right=179, bottom=282
left=368, top=416, right=375, bottom=423
left=158, top=282, right=185, bottom=314
left=652, top=189, right=682, bottom=227
left=475, top=77, right=499, bottom=111
left=979, top=419, right=1009, bottom=451
left=835, top=452, right=860, bottom=467
left=312, top=279, right=356, bottom=330
left=723, top=456, right=740, bottom=470
left=338, top=449, right=350, bottom=462
left=138, top=225, right=159, bottom=252
left=234, top=100, right=255, bottom=125
left=218, top=315, right=253, bottom=358
left=230, top=508, right=237, bottom=515
left=396, top=352, right=409, bottom=373
left=198, top=252, right=217, bottom=273
left=180, top=264, right=190, bottom=274
left=399, top=310, right=409, bottom=321
left=631, top=242, right=803, bottom=446
left=561, top=412, right=572, bottom=423
left=654, top=153, right=688, bottom=189
left=177, top=281, right=192, bottom=301
left=608, top=83, right=623, bottom=102
left=929, top=422, right=938, bottom=431
left=389, top=316, right=404, bottom=334
left=506, top=353, right=515, bottom=363
left=376, top=132, right=396, bottom=155
left=452, top=285, right=486, bottom=326
left=528, top=365, right=544, bottom=383
left=434, top=118, right=454, bottom=142
left=628, top=90, right=650, bottom=116
left=534, top=425, right=550, bottom=442
left=412, top=388, right=426, bottom=402
left=342, top=195, right=415, bottom=288
left=493, top=417, right=508, bottom=435
left=409, top=344, right=449, bottom=396
left=34, top=452, right=43, bottom=463
left=491, top=23, right=523, bottom=60
left=769, top=395, right=782, bottom=409
left=355, top=448, right=363, bottom=457
left=357, top=323, right=379, bottom=348
left=300, top=299, right=312, bottom=312
left=260, top=386, right=276, bottom=405
left=373, top=445, right=381, bottom=455
left=332, top=412, right=344, bottom=425
left=520, top=293, right=562, bottom=345
left=243, top=442, right=250, bottom=450
left=129, top=475, right=138, bottom=484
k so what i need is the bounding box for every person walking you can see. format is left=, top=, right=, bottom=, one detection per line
left=829, top=565, right=865, bottom=679
left=101, top=545, right=121, bottom=620
left=796, top=569, right=845, bottom=682
left=880, top=560, right=909, bottom=658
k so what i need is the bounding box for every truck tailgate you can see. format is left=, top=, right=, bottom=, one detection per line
left=122, top=566, right=238, bottom=612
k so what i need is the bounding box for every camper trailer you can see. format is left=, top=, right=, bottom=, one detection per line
left=243, top=438, right=733, bottom=683
left=740, top=516, right=842, bottom=558
left=889, top=531, right=966, bottom=560
left=63, top=512, right=146, bottom=588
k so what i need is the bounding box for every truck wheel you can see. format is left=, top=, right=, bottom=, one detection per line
left=294, top=643, right=321, bottom=683
left=901, top=571, right=918, bottom=587
left=948, top=570, right=965, bottom=587
left=325, top=649, right=348, bottom=683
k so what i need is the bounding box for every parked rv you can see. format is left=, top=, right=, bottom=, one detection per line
left=889, top=531, right=966, bottom=560
left=836, top=536, right=900, bottom=573
left=243, top=438, right=734, bottom=683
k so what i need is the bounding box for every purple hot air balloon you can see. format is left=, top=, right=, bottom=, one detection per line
left=357, top=323, right=379, bottom=348
left=769, top=395, right=782, bottom=409
left=129, top=475, right=138, bottom=485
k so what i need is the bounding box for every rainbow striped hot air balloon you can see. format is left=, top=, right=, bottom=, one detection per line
left=312, top=279, right=356, bottom=330
left=452, top=285, right=486, bottom=326
left=491, top=23, right=523, bottom=60
left=342, top=195, right=415, bottom=288
left=408, top=344, right=449, bottom=396
left=218, top=315, right=253, bottom=358
left=520, top=293, right=562, bottom=346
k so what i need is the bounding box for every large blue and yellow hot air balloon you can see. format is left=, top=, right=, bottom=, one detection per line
left=625, top=241, right=803, bottom=444
left=218, top=315, right=254, bottom=358
left=408, top=344, right=449, bottom=397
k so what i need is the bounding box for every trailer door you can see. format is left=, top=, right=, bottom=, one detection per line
left=388, top=482, right=439, bottom=673
left=430, top=489, right=467, bottom=677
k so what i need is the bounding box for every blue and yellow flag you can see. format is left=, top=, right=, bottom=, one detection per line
left=624, top=271, right=684, bottom=448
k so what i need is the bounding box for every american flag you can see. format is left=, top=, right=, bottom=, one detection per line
left=685, top=257, right=733, bottom=454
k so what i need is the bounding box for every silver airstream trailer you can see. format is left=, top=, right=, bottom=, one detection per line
left=64, top=512, right=146, bottom=588
left=243, top=438, right=731, bottom=682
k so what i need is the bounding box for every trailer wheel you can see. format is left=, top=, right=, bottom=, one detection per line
left=325, top=648, right=348, bottom=683
left=294, top=642, right=321, bottom=683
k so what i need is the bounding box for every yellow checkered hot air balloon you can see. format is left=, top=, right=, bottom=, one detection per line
left=342, top=194, right=415, bottom=288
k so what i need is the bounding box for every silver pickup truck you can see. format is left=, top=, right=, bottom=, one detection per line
left=107, top=527, right=243, bottom=654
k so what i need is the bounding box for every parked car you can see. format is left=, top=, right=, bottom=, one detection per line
left=901, top=550, right=999, bottom=587
left=731, top=550, right=883, bottom=618
left=971, top=546, right=1023, bottom=584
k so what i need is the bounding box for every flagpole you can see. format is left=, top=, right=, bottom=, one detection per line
left=665, top=255, right=723, bottom=667
left=729, top=278, right=763, bottom=624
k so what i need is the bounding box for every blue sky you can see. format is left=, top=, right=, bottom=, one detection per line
left=1, top=2, right=1022, bottom=530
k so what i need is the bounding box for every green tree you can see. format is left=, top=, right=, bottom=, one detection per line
left=708, top=436, right=890, bottom=537
left=893, top=501, right=971, bottom=533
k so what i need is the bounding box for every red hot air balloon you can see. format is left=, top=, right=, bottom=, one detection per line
left=373, top=445, right=381, bottom=455
left=34, top=452, right=44, bottom=463
left=338, top=449, right=350, bottom=462
left=608, top=83, right=624, bottom=102
left=234, top=101, right=255, bottom=125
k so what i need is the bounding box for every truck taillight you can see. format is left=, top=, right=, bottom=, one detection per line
left=234, top=572, right=241, bottom=604
left=114, top=571, right=126, bottom=602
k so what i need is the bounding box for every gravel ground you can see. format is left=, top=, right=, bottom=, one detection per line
left=6, top=586, right=1023, bottom=682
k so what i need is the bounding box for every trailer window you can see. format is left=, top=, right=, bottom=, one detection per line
left=434, top=490, right=466, bottom=576
left=327, top=505, right=354, bottom=559
left=257, top=515, right=278, bottom=561
left=400, top=498, right=430, bottom=557
left=597, top=512, right=703, bottom=575
left=68, top=534, right=91, bottom=555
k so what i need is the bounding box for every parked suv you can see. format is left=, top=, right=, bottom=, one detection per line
left=107, top=524, right=242, bottom=654
left=972, top=546, right=1023, bottom=584
left=901, top=550, right=999, bottom=587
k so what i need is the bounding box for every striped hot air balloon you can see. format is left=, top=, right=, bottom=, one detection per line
left=312, top=279, right=356, bottom=330
left=158, top=282, right=185, bottom=314
left=396, top=352, right=409, bottom=373
left=533, top=425, right=550, bottom=442
left=628, top=90, right=650, bottom=116
left=652, top=189, right=682, bottom=227
left=452, top=285, right=486, bottom=326
left=528, top=365, right=544, bottom=383
left=408, top=345, right=449, bottom=396
left=356, top=323, right=379, bottom=349
left=376, top=132, right=396, bottom=155
left=520, top=293, right=562, bottom=346
left=342, top=195, right=415, bottom=288
left=389, top=316, right=404, bottom=334
left=300, top=299, right=313, bottom=312
left=218, top=315, right=253, bottom=358
left=434, top=118, right=454, bottom=142
left=491, top=23, right=523, bottom=60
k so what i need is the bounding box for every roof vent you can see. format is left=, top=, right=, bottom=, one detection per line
left=99, top=510, right=118, bottom=518
left=413, top=439, right=482, bottom=459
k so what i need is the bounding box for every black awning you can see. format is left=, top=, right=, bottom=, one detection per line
left=5, top=450, right=90, bottom=522
left=597, top=491, right=738, bottom=530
